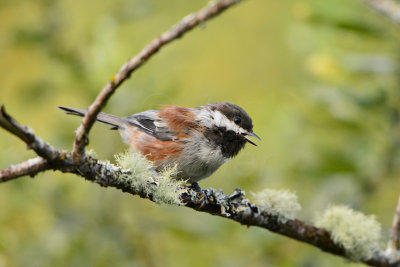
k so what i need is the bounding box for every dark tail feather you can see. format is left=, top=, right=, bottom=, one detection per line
left=58, top=106, right=126, bottom=129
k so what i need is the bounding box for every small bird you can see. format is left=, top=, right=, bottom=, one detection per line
left=59, top=102, right=260, bottom=185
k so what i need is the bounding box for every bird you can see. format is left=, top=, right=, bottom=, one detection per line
left=58, top=102, right=260, bottom=186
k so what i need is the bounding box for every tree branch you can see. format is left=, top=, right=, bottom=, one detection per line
left=72, top=0, right=243, bottom=159
left=0, top=105, right=63, bottom=162
left=0, top=105, right=76, bottom=177
left=389, top=196, right=400, bottom=250
left=0, top=157, right=50, bottom=182
left=182, top=190, right=394, bottom=267
left=365, top=0, right=400, bottom=23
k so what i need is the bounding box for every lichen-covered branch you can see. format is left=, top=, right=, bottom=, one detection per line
left=365, top=0, right=400, bottom=23
left=181, top=189, right=396, bottom=267
left=0, top=106, right=398, bottom=266
left=72, top=0, right=243, bottom=159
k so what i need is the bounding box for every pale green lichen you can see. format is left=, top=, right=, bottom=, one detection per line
left=86, top=149, right=98, bottom=158
left=251, top=189, right=301, bottom=223
left=115, top=151, right=185, bottom=205
left=314, top=205, right=382, bottom=261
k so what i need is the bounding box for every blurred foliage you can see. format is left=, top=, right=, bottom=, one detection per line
left=1, top=0, right=400, bottom=266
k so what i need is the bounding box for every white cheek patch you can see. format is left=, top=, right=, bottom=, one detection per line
left=198, top=109, right=247, bottom=134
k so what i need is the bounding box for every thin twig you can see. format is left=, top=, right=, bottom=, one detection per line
left=365, top=0, right=400, bottom=23
left=0, top=157, right=50, bottom=182
left=72, top=0, right=243, bottom=159
left=0, top=105, right=62, bottom=161
left=383, top=196, right=400, bottom=264
left=389, top=196, right=400, bottom=250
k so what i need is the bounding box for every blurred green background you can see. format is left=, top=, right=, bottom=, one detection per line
left=1, top=0, right=400, bottom=266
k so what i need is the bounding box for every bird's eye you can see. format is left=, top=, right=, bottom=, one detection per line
left=234, top=117, right=241, bottom=125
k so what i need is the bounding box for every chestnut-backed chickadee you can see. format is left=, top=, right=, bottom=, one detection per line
left=59, top=102, right=260, bottom=184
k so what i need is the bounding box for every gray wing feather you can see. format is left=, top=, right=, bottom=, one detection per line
left=124, top=110, right=175, bottom=141
left=59, top=106, right=176, bottom=141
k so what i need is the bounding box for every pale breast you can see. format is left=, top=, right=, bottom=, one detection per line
left=166, top=132, right=230, bottom=183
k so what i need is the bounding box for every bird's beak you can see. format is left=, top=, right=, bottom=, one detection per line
left=243, top=132, right=261, bottom=146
